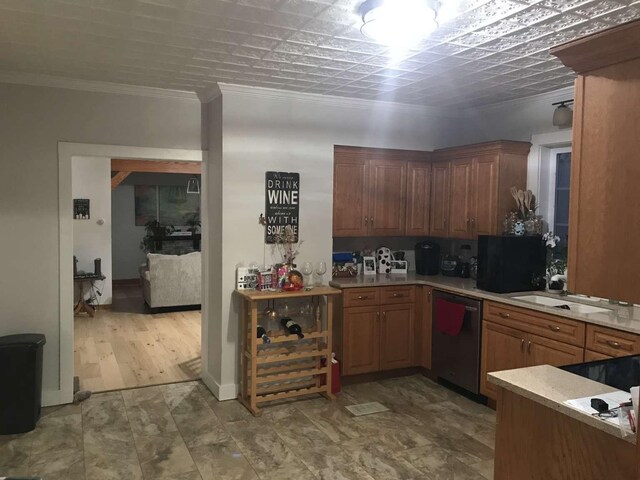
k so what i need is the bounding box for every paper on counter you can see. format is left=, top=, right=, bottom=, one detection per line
left=564, top=390, right=632, bottom=427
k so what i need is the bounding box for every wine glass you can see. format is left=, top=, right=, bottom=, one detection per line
left=315, top=261, right=327, bottom=286
left=301, top=262, right=314, bottom=289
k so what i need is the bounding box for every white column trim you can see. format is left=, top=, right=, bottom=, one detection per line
left=56, top=142, right=206, bottom=406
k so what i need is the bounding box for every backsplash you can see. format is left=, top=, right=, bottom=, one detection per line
left=332, top=236, right=478, bottom=271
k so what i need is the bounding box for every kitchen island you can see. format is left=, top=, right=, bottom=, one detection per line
left=489, top=365, right=637, bottom=480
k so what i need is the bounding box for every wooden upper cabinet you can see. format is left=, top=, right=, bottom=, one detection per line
left=448, top=159, right=474, bottom=239
left=433, top=141, right=530, bottom=239
left=429, top=161, right=450, bottom=237
left=405, top=161, right=432, bottom=236
left=472, top=155, right=499, bottom=236
left=368, top=158, right=407, bottom=236
left=333, top=149, right=369, bottom=237
left=333, top=146, right=429, bottom=238
left=551, top=20, right=640, bottom=304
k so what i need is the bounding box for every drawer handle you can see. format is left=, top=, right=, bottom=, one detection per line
left=499, top=312, right=510, bottom=319
left=392, top=293, right=403, bottom=298
left=357, top=295, right=369, bottom=300
left=548, top=325, right=561, bottom=332
left=527, top=341, right=532, bottom=353
left=521, top=339, right=525, bottom=351
left=606, top=340, right=621, bottom=349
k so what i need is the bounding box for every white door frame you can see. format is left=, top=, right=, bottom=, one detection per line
left=56, top=142, right=207, bottom=406
left=526, top=130, right=572, bottom=231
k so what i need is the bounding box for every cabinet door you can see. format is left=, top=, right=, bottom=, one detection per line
left=472, top=155, right=499, bottom=236
left=480, top=321, right=527, bottom=399
left=429, top=162, right=450, bottom=237
left=448, top=159, right=474, bottom=239
left=368, top=158, right=407, bottom=236
left=421, top=287, right=433, bottom=369
left=380, top=303, right=414, bottom=370
left=405, top=161, right=431, bottom=236
left=526, top=334, right=584, bottom=367
left=333, top=150, right=369, bottom=237
left=342, top=306, right=380, bottom=375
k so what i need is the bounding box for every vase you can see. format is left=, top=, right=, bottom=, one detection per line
left=514, top=220, right=526, bottom=236
left=524, top=212, right=536, bottom=235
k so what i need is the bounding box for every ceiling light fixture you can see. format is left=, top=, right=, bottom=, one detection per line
left=552, top=99, right=574, bottom=128
left=360, top=0, right=440, bottom=49
left=187, top=176, right=200, bottom=194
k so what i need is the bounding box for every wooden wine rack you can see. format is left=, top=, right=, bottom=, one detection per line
left=236, top=286, right=341, bottom=415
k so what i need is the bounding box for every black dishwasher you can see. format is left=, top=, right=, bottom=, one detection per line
left=432, top=290, right=483, bottom=395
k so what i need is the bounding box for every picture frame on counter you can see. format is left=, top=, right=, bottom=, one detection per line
left=363, top=256, right=376, bottom=275
left=390, top=260, right=408, bottom=274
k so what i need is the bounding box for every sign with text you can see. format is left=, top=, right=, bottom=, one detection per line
left=265, top=171, right=299, bottom=244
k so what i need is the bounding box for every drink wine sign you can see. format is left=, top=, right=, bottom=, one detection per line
left=265, top=171, right=300, bottom=244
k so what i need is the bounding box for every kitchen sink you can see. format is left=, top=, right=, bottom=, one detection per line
left=511, top=295, right=612, bottom=315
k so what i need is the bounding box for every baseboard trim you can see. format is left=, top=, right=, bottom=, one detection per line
left=200, top=371, right=238, bottom=401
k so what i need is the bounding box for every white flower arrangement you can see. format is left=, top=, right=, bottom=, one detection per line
left=542, top=232, right=561, bottom=249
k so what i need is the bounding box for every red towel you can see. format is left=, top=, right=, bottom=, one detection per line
left=435, top=298, right=466, bottom=336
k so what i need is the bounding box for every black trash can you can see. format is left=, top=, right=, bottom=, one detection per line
left=0, top=333, right=46, bottom=434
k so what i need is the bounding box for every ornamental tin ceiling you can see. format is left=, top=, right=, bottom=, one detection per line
left=0, top=0, right=638, bottom=106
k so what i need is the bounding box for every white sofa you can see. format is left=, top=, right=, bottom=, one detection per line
left=141, top=252, right=201, bottom=308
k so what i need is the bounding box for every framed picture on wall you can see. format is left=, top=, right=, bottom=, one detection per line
left=73, top=199, right=90, bottom=219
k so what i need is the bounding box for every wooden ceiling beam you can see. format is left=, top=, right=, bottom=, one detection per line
left=111, top=171, right=131, bottom=190
left=111, top=159, right=202, bottom=174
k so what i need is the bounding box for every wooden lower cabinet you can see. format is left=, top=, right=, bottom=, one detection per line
left=481, top=320, right=585, bottom=400
left=527, top=333, right=584, bottom=367
left=584, top=349, right=612, bottom=362
left=380, top=303, right=414, bottom=370
left=481, top=322, right=528, bottom=399
left=342, top=306, right=380, bottom=375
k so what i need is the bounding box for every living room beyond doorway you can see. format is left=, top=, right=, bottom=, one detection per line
left=72, top=157, right=203, bottom=393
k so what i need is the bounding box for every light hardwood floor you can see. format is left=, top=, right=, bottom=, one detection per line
left=74, top=308, right=201, bottom=392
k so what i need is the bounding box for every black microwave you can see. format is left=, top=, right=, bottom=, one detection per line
left=477, top=235, right=547, bottom=293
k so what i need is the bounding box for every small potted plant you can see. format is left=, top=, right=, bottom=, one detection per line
left=184, top=213, right=201, bottom=250
left=140, top=220, right=175, bottom=253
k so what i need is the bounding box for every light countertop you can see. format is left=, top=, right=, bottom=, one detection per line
left=489, top=365, right=635, bottom=444
left=329, top=273, right=640, bottom=335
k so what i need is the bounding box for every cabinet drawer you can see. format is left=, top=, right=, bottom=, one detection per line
left=584, top=349, right=612, bottom=362
left=343, top=288, right=380, bottom=307
left=380, top=286, right=415, bottom=305
left=585, top=325, right=640, bottom=357
left=485, top=301, right=585, bottom=347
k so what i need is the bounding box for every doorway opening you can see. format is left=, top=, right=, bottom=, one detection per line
left=71, top=155, right=203, bottom=393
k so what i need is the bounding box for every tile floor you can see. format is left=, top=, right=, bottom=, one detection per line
left=0, top=375, right=495, bottom=479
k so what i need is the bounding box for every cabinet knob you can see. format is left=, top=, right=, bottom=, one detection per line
left=370, top=217, right=374, bottom=225
left=527, top=341, right=532, bottom=353
left=607, top=340, right=621, bottom=349
left=548, top=325, right=561, bottom=332
left=392, top=293, right=402, bottom=298
left=521, top=339, right=525, bottom=351
left=499, top=312, right=510, bottom=319
left=357, top=295, right=368, bottom=300
left=364, top=216, right=368, bottom=226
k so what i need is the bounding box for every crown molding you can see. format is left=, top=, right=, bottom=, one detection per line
left=0, top=70, right=200, bottom=101
left=216, top=82, right=462, bottom=119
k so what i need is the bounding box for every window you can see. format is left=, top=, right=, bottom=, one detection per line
left=553, top=152, right=571, bottom=247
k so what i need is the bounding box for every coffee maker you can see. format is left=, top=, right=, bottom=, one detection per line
left=414, top=241, right=440, bottom=275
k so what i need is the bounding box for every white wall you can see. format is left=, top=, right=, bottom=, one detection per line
left=206, top=84, right=461, bottom=399
left=0, top=82, right=201, bottom=403
left=72, top=156, right=112, bottom=303
left=447, top=86, right=575, bottom=146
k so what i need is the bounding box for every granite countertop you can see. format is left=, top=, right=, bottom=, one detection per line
left=489, top=365, right=635, bottom=444
left=329, top=273, right=640, bottom=335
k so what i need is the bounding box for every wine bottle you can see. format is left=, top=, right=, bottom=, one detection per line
left=280, top=317, right=304, bottom=339
left=257, top=326, right=271, bottom=344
